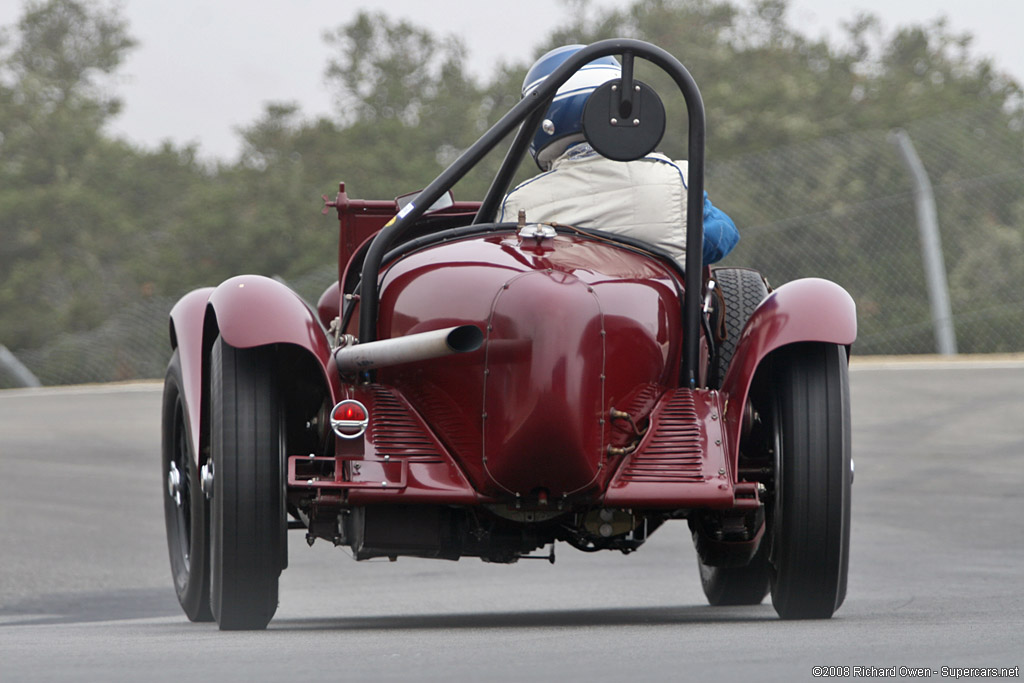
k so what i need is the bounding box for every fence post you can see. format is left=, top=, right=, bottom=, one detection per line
left=0, top=344, right=42, bottom=388
left=889, top=128, right=958, bottom=355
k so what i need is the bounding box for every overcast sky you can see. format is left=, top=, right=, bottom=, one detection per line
left=2, top=0, right=1021, bottom=161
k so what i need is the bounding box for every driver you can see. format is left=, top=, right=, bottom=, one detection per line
left=500, top=45, right=739, bottom=265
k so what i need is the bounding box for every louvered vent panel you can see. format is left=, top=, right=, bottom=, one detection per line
left=368, top=386, right=441, bottom=457
left=624, top=382, right=661, bottom=415
left=619, top=389, right=704, bottom=483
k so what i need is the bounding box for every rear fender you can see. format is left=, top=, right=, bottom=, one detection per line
left=208, top=275, right=330, bottom=353
left=169, top=276, right=339, bottom=464
left=720, top=278, right=856, bottom=473
left=169, top=287, right=215, bottom=464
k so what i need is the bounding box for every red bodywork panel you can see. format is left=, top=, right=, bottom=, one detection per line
left=289, top=383, right=482, bottom=505
left=604, top=387, right=735, bottom=509
left=372, top=232, right=684, bottom=501
left=325, top=182, right=481, bottom=284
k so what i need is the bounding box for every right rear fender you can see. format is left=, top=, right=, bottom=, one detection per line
left=720, top=278, right=856, bottom=475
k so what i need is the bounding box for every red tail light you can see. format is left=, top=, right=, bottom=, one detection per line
left=330, top=400, right=369, bottom=439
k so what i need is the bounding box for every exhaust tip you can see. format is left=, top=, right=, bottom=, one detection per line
left=446, top=325, right=484, bottom=354
left=334, top=324, right=485, bottom=373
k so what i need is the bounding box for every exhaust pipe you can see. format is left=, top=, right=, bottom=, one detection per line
left=334, top=324, right=484, bottom=373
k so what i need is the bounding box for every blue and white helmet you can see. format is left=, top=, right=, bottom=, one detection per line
left=523, top=45, right=621, bottom=170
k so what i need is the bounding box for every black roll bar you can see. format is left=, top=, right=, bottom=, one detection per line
left=358, top=38, right=707, bottom=388
left=474, top=104, right=551, bottom=224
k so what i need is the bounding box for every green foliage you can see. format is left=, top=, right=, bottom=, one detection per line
left=0, top=0, right=137, bottom=349
left=1, top=0, right=1022, bottom=385
left=321, top=10, right=508, bottom=198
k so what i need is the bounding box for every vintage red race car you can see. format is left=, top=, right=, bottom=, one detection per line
left=161, top=39, right=856, bottom=630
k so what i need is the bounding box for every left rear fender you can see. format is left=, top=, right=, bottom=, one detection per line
left=168, top=287, right=215, bottom=464
left=208, top=275, right=331, bottom=354
left=168, top=276, right=339, bottom=464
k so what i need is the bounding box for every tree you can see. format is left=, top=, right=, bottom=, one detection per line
left=322, top=11, right=514, bottom=199
left=0, top=0, right=134, bottom=183
left=0, top=0, right=137, bottom=349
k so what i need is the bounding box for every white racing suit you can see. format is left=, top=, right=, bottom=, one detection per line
left=500, top=144, right=739, bottom=265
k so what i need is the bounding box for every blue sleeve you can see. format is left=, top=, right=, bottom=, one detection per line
left=701, top=192, right=739, bottom=264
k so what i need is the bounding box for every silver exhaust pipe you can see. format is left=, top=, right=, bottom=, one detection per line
left=334, top=324, right=484, bottom=373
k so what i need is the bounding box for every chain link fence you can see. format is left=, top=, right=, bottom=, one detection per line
left=2, top=108, right=1021, bottom=387
left=0, top=265, right=339, bottom=389
left=711, top=107, right=1024, bottom=355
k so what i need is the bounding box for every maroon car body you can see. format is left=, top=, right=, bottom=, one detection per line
left=162, top=39, right=856, bottom=630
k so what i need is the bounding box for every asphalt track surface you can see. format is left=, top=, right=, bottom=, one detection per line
left=1, top=359, right=1022, bottom=682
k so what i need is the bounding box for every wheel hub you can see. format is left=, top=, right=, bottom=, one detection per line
left=200, top=461, right=214, bottom=499
left=167, top=461, right=183, bottom=507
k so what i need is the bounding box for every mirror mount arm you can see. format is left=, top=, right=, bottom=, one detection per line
left=618, top=52, right=635, bottom=119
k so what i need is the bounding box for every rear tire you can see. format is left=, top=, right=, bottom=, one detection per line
left=161, top=350, right=213, bottom=622
left=209, top=337, right=287, bottom=630
left=697, top=267, right=771, bottom=606
left=711, top=267, right=768, bottom=386
left=769, top=343, right=852, bottom=619
left=698, top=541, right=771, bottom=606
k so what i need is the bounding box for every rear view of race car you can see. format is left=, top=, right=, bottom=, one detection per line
left=161, top=39, right=855, bottom=630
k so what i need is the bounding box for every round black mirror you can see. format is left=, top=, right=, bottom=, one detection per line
left=582, top=79, right=665, bottom=162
